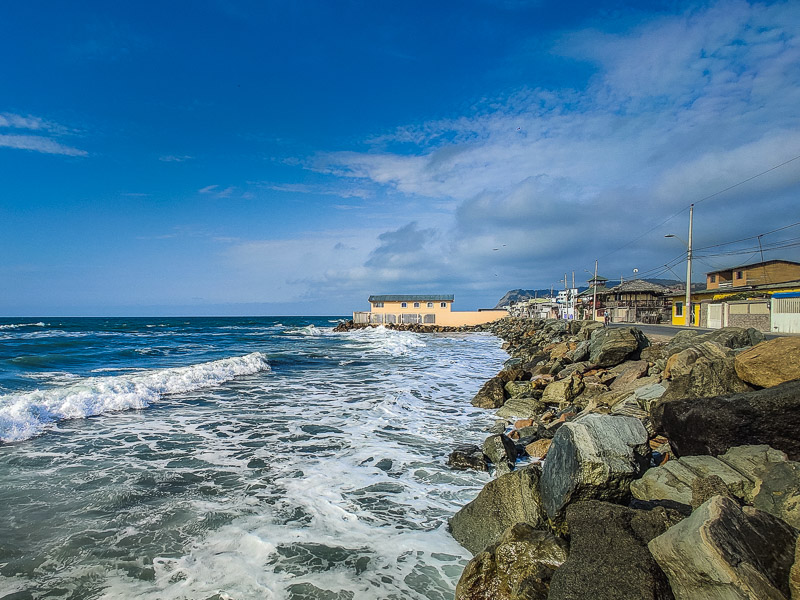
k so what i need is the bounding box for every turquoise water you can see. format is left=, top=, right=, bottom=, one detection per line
left=0, top=317, right=506, bottom=599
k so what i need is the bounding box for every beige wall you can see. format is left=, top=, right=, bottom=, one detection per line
left=436, top=310, right=508, bottom=326
left=370, top=300, right=453, bottom=314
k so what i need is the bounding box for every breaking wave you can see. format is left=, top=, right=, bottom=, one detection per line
left=0, top=352, right=270, bottom=443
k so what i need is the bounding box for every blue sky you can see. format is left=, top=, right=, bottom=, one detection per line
left=1, top=0, right=799, bottom=316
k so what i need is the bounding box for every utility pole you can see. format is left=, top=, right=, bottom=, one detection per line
left=592, top=259, right=598, bottom=322
left=685, top=203, right=694, bottom=326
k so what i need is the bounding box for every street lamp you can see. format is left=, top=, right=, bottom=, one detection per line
left=665, top=203, right=694, bottom=326
left=584, top=261, right=599, bottom=322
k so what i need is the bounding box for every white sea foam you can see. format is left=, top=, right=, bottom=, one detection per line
left=284, top=324, right=322, bottom=336
left=0, top=321, right=46, bottom=330
left=338, top=325, right=426, bottom=356
left=0, top=352, right=270, bottom=443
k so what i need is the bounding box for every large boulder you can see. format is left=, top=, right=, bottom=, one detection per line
left=649, top=495, right=798, bottom=600
left=660, top=342, right=752, bottom=402
left=547, top=501, right=679, bottom=600
left=450, top=466, right=546, bottom=555
left=455, top=523, right=568, bottom=600
left=589, top=327, right=650, bottom=368
left=735, top=337, right=800, bottom=388
left=665, top=326, right=764, bottom=358
left=540, top=414, right=650, bottom=520
left=496, top=396, right=546, bottom=419
left=652, top=379, right=800, bottom=460
left=609, top=360, right=649, bottom=391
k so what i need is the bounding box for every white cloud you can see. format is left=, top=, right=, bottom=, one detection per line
left=0, top=112, right=86, bottom=156
left=0, top=134, right=88, bottom=157
left=159, top=154, right=193, bottom=162
left=305, top=0, right=800, bottom=297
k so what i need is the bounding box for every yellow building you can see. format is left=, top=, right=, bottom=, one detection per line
left=670, top=259, right=800, bottom=328
left=353, top=294, right=508, bottom=327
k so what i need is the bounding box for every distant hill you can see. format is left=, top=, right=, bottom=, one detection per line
left=494, top=279, right=686, bottom=309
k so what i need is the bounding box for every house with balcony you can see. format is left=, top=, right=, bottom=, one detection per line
left=353, top=294, right=508, bottom=327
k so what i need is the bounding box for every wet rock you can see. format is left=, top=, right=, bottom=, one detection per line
left=649, top=495, right=797, bottom=600
left=471, top=376, right=508, bottom=409
left=505, top=380, right=537, bottom=398
left=483, top=434, right=518, bottom=471
left=447, top=445, right=489, bottom=472
left=489, top=420, right=508, bottom=434
left=588, top=326, right=649, bottom=368
left=455, top=523, right=568, bottom=600
left=449, top=466, right=546, bottom=555
left=735, top=337, right=800, bottom=388
left=547, top=501, right=678, bottom=600
left=540, top=414, right=650, bottom=520
left=652, top=379, right=800, bottom=460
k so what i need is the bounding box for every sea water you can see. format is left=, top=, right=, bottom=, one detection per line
left=0, top=317, right=507, bottom=599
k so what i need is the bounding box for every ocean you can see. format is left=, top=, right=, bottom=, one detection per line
left=0, top=317, right=507, bottom=600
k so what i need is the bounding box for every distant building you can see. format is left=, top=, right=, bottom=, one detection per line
left=704, top=260, right=800, bottom=290
left=353, top=294, right=508, bottom=327
left=595, top=279, right=673, bottom=324
left=669, top=259, right=800, bottom=332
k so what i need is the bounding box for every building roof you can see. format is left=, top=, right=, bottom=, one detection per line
left=599, top=279, right=671, bottom=295
left=368, top=294, right=454, bottom=302
left=705, top=259, right=800, bottom=275
left=669, top=278, right=800, bottom=297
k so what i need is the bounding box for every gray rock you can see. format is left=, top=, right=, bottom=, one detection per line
left=540, top=414, right=650, bottom=520
left=751, top=460, right=800, bottom=529
left=496, top=396, right=546, bottom=419
left=652, top=379, right=800, bottom=460
left=447, top=445, right=489, bottom=472
left=449, top=466, right=546, bottom=555
left=661, top=351, right=752, bottom=402
left=483, top=434, right=518, bottom=470
left=665, top=326, right=764, bottom=358
left=589, top=326, right=650, bottom=368
left=547, top=501, right=678, bottom=600
left=455, top=523, right=568, bottom=600
left=649, top=495, right=797, bottom=600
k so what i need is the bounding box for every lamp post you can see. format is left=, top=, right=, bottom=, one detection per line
left=665, top=203, right=694, bottom=326
left=584, top=261, right=599, bottom=322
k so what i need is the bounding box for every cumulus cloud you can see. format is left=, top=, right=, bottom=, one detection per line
left=307, top=0, right=800, bottom=300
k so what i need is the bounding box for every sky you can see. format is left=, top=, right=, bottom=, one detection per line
left=1, top=0, right=799, bottom=316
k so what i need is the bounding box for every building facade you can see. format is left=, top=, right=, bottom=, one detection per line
left=353, top=294, right=508, bottom=327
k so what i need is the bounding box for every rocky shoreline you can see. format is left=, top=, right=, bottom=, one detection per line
left=445, top=317, right=800, bottom=600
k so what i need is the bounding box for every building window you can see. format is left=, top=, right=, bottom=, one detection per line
left=709, top=275, right=716, bottom=283
left=413, top=302, right=420, bottom=308
left=735, top=270, right=743, bottom=280
left=440, top=302, right=447, bottom=308
left=401, top=302, right=407, bottom=308
left=373, top=302, right=384, bottom=308
left=675, top=302, right=683, bottom=317
left=427, top=302, right=433, bottom=308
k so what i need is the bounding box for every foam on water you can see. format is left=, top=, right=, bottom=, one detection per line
left=0, top=319, right=507, bottom=599
left=0, top=352, right=270, bottom=443
left=0, top=321, right=46, bottom=330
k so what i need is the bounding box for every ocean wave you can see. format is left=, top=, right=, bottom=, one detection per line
left=283, top=324, right=322, bottom=336
left=0, top=352, right=271, bottom=443
left=0, top=322, right=46, bottom=330
left=338, top=325, right=425, bottom=356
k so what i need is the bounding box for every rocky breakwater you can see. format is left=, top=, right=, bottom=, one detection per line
left=448, top=317, right=800, bottom=600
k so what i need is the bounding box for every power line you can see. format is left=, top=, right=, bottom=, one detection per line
left=600, top=152, right=800, bottom=260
